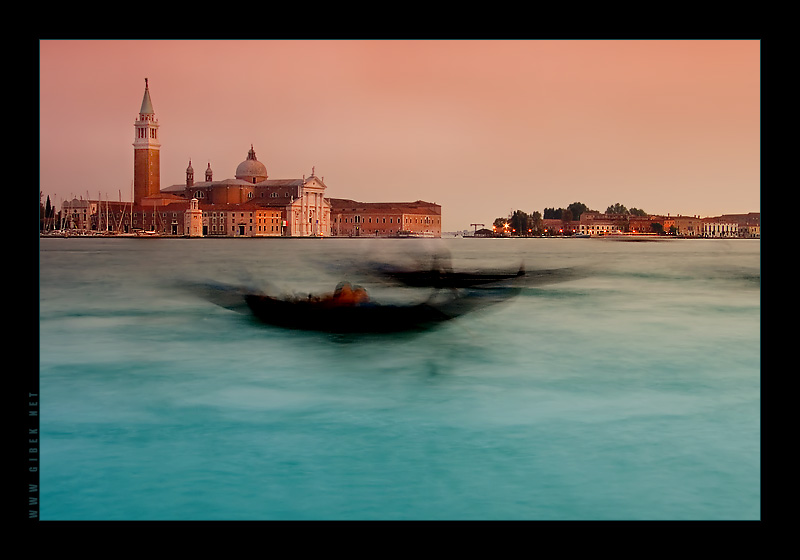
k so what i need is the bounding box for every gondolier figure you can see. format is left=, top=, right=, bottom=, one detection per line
left=330, top=282, right=369, bottom=306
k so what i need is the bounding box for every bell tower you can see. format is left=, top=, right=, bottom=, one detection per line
left=186, top=160, right=194, bottom=188
left=133, top=78, right=161, bottom=204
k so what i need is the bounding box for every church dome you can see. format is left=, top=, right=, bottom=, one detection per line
left=235, top=145, right=268, bottom=183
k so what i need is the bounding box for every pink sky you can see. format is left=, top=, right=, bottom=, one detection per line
left=39, top=40, right=759, bottom=231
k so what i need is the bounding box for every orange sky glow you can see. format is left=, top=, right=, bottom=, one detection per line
left=39, top=40, right=760, bottom=231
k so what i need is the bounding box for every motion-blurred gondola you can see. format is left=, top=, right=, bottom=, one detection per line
left=241, top=280, right=520, bottom=333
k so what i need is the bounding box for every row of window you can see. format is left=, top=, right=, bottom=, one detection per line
left=193, top=191, right=292, bottom=199
left=68, top=211, right=282, bottom=221
left=334, top=216, right=439, bottom=224
left=208, top=216, right=280, bottom=224
left=204, top=224, right=281, bottom=232
left=581, top=225, right=617, bottom=230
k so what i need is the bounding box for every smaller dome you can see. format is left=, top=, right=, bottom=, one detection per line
left=186, top=160, right=194, bottom=173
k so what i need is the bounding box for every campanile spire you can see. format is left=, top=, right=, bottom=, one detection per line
left=133, top=78, right=161, bottom=204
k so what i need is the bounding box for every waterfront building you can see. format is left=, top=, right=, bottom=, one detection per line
left=721, top=213, right=761, bottom=239
left=670, top=215, right=703, bottom=237
left=60, top=198, right=98, bottom=231
left=329, top=198, right=442, bottom=237
left=739, top=223, right=760, bottom=239
left=541, top=219, right=579, bottom=236
left=700, top=214, right=761, bottom=238
left=628, top=215, right=658, bottom=234
left=59, top=197, right=132, bottom=233
left=578, top=213, right=706, bottom=237
left=199, top=201, right=284, bottom=237
left=578, top=212, right=627, bottom=236
left=701, top=217, right=740, bottom=238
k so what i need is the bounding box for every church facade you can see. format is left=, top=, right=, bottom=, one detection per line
left=161, top=146, right=331, bottom=237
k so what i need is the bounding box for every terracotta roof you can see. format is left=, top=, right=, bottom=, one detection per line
left=162, top=184, right=188, bottom=192
left=258, top=178, right=305, bottom=187
left=329, top=198, right=440, bottom=214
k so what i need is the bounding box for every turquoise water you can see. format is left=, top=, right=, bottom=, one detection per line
left=38, top=237, right=760, bottom=520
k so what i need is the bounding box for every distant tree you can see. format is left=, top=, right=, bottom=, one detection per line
left=650, top=222, right=664, bottom=234
left=561, top=209, right=573, bottom=222
left=629, top=207, right=647, bottom=217
left=606, top=203, right=629, bottom=215
left=509, top=210, right=532, bottom=236
left=529, top=211, right=543, bottom=235
left=43, top=196, right=53, bottom=231
left=493, top=217, right=508, bottom=229
left=567, top=202, right=591, bottom=221
left=543, top=207, right=563, bottom=220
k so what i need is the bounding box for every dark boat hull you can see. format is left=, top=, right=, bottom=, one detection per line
left=244, top=294, right=456, bottom=333
left=243, top=287, right=518, bottom=334
left=372, top=265, right=525, bottom=289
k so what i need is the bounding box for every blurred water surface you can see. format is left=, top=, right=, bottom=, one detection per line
left=39, top=237, right=760, bottom=520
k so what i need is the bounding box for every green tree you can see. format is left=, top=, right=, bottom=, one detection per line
left=650, top=222, right=664, bottom=234
left=606, top=203, right=629, bottom=215
left=629, top=207, right=647, bottom=217
left=567, top=202, right=591, bottom=221
left=543, top=207, right=562, bottom=219
left=509, top=210, right=529, bottom=236
left=529, top=211, right=543, bottom=235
